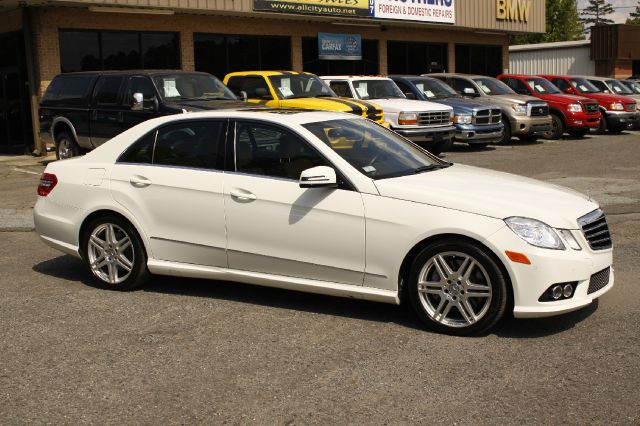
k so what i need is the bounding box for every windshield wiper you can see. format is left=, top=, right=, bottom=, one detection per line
left=414, top=163, right=452, bottom=174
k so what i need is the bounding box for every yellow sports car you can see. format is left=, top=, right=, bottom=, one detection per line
left=224, top=71, right=386, bottom=126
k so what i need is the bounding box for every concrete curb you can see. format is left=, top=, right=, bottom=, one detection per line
left=0, top=209, right=35, bottom=231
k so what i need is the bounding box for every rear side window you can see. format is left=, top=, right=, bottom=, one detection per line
left=41, top=77, right=65, bottom=102
left=449, top=78, right=478, bottom=95
left=55, top=76, right=95, bottom=106
left=154, top=121, right=226, bottom=170
left=93, top=76, right=125, bottom=106
left=118, top=130, right=155, bottom=164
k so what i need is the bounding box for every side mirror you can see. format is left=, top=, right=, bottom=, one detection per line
left=463, top=87, right=478, bottom=96
left=255, top=87, right=272, bottom=100
left=299, top=166, right=337, bottom=189
left=240, top=90, right=248, bottom=102
left=404, top=92, right=416, bottom=100
left=564, top=87, right=574, bottom=95
left=131, top=92, right=144, bottom=111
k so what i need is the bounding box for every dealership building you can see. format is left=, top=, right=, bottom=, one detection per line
left=0, top=0, right=545, bottom=154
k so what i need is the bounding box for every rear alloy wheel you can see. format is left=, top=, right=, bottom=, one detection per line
left=55, top=131, right=79, bottom=160
left=408, top=239, right=508, bottom=336
left=82, top=216, right=149, bottom=290
left=544, top=114, right=564, bottom=140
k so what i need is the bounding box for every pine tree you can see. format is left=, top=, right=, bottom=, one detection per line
left=512, top=0, right=585, bottom=44
left=580, top=0, right=615, bottom=30
left=627, top=2, right=640, bottom=25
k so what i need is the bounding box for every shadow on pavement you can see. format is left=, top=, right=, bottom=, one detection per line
left=33, top=255, right=599, bottom=337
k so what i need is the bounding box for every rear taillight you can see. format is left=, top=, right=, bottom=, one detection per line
left=38, top=173, right=57, bottom=196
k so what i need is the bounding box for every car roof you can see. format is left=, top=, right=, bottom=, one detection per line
left=225, top=71, right=317, bottom=77
left=320, top=76, right=391, bottom=80
left=427, top=73, right=485, bottom=79
left=54, top=70, right=214, bottom=77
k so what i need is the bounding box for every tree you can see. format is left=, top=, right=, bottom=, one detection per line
left=512, top=0, right=585, bottom=45
left=580, top=0, right=615, bottom=30
left=627, top=2, right=640, bottom=25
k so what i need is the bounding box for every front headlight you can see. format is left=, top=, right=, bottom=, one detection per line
left=567, top=103, right=583, bottom=113
left=511, top=104, right=527, bottom=116
left=610, top=102, right=624, bottom=111
left=504, top=217, right=565, bottom=250
left=398, top=112, right=418, bottom=125
left=454, top=114, right=472, bottom=124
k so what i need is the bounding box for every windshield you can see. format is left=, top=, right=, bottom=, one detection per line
left=472, top=78, right=515, bottom=95
left=411, top=78, right=457, bottom=99
left=569, top=78, right=600, bottom=94
left=525, top=78, right=561, bottom=94
left=607, top=80, right=634, bottom=95
left=153, top=74, right=236, bottom=101
left=624, top=80, right=640, bottom=94
left=302, top=118, right=448, bottom=180
left=268, top=74, right=336, bottom=99
left=352, top=80, right=405, bottom=100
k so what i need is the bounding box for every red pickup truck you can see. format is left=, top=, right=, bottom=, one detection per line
left=498, top=74, right=601, bottom=139
left=540, top=75, right=639, bottom=134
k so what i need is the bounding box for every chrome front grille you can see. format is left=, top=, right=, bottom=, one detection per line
left=578, top=209, right=612, bottom=251
left=625, top=103, right=637, bottom=112
left=473, top=108, right=502, bottom=125
left=588, top=267, right=611, bottom=294
left=417, top=111, right=451, bottom=127
left=584, top=103, right=599, bottom=114
left=527, top=103, right=549, bottom=117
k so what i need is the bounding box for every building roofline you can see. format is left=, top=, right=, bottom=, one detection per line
left=509, top=40, right=591, bottom=52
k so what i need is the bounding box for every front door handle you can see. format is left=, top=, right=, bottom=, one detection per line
left=230, top=188, right=257, bottom=201
left=129, top=175, right=151, bottom=188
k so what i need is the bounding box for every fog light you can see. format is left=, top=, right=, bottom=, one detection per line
left=563, top=284, right=573, bottom=298
left=552, top=285, right=563, bottom=300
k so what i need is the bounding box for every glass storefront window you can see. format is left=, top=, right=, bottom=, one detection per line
left=302, top=38, right=378, bottom=76
left=455, top=44, right=502, bottom=77
left=59, top=30, right=179, bottom=73
left=387, top=41, right=447, bottom=75
left=194, top=34, right=292, bottom=79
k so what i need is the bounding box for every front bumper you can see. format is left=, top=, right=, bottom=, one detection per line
left=484, top=225, right=614, bottom=319
left=394, top=125, right=456, bottom=143
left=565, top=112, right=601, bottom=130
left=606, top=111, right=639, bottom=127
left=455, top=123, right=504, bottom=144
left=509, top=116, right=553, bottom=136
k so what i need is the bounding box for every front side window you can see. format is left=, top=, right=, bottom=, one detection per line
left=152, top=73, right=236, bottom=101
left=268, top=74, right=335, bottom=99
left=234, top=122, right=327, bottom=180
left=525, top=78, right=561, bottom=95
left=126, top=76, right=157, bottom=109
left=226, top=76, right=272, bottom=99
left=569, top=78, right=600, bottom=94
left=589, top=80, right=609, bottom=93
left=473, top=78, right=515, bottom=95
left=329, top=81, right=353, bottom=98
left=154, top=121, right=226, bottom=169
left=303, top=118, right=447, bottom=180
left=552, top=78, right=571, bottom=92
left=503, top=78, right=530, bottom=95
left=351, top=80, right=404, bottom=100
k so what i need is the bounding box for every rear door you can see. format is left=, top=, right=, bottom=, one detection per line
left=90, top=75, right=127, bottom=146
left=110, top=119, right=229, bottom=267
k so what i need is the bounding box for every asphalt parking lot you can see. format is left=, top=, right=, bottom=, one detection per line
left=1, top=130, right=639, bottom=425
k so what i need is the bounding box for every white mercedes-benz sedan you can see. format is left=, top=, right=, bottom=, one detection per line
left=34, top=110, right=614, bottom=335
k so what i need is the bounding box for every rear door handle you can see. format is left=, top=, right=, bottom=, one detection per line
left=230, top=188, right=257, bottom=201
left=129, top=175, right=151, bottom=188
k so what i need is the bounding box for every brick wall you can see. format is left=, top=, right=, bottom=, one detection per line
left=33, top=6, right=509, bottom=96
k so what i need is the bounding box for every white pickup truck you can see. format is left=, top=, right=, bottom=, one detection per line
left=321, top=76, right=456, bottom=155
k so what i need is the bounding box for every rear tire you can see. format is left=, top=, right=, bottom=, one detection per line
left=81, top=215, right=149, bottom=291
left=407, top=238, right=508, bottom=336
left=55, top=131, right=80, bottom=160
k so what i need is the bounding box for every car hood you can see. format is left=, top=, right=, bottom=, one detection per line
left=364, top=98, right=451, bottom=113
left=489, top=94, right=545, bottom=105
left=373, top=164, right=598, bottom=229
left=425, top=97, right=494, bottom=112
left=165, top=99, right=263, bottom=111
left=538, top=93, right=594, bottom=104
left=279, top=97, right=382, bottom=113
left=578, top=92, right=636, bottom=104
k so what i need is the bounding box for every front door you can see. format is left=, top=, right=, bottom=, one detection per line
left=110, top=119, right=228, bottom=267
left=224, top=120, right=366, bottom=285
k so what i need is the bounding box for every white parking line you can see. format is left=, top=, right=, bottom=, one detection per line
left=12, top=167, right=40, bottom=175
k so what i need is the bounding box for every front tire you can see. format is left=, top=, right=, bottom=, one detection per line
left=429, top=137, right=453, bottom=156
left=407, top=238, right=508, bottom=336
left=544, top=114, right=565, bottom=140
left=81, top=215, right=149, bottom=290
left=501, top=116, right=512, bottom=143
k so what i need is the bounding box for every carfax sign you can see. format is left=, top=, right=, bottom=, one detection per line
left=253, top=0, right=455, bottom=24
left=318, top=33, right=362, bottom=60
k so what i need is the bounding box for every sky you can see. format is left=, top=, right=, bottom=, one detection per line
left=577, top=0, right=638, bottom=23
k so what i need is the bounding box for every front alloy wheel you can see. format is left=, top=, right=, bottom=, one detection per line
left=408, top=239, right=508, bottom=335
left=82, top=216, right=149, bottom=290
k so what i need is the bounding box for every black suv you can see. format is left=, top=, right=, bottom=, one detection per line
left=39, top=71, right=255, bottom=159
